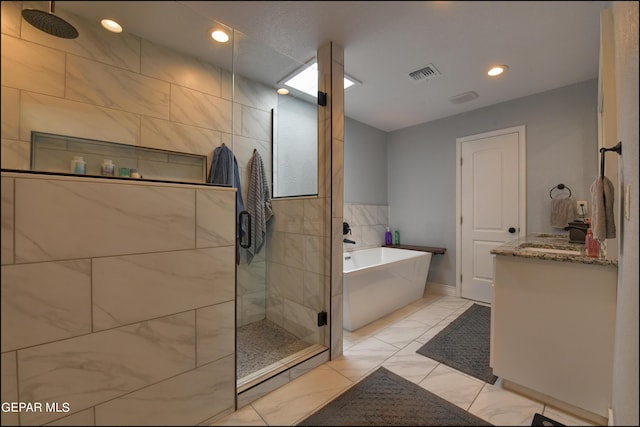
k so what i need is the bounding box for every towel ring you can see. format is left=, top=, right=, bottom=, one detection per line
left=549, top=183, right=572, bottom=199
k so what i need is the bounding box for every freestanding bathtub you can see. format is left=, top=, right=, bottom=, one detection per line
left=342, top=247, right=432, bottom=331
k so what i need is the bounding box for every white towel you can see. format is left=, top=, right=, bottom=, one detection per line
left=246, top=150, right=273, bottom=264
left=590, top=176, right=616, bottom=240
left=550, top=198, right=576, bottom=228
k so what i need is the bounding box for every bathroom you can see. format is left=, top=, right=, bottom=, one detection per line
left=2, top=1, right=638, bottom=426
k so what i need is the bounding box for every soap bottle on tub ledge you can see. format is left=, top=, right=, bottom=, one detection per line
left=394, top=229, right=400, bottom=245
left=385, top=227, right=392, bottom=245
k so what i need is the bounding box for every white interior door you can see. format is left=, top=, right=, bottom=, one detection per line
left=458, top=127, right=525, bottom=303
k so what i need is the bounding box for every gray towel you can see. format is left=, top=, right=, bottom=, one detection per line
left=550, top=198, right=576, bottom=228
left=590, top=176, right=616, bottom=240
left=246, top=150, right=273, bottom=264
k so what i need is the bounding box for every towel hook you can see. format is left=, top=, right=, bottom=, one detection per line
left=549, top=183, right=572, bottom=199
left=599, top=141, right=622, bottom=178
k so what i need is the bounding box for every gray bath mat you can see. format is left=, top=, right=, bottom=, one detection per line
left=297, top=367, right=492, bottom=426
left=416, top=303, right=498, bottom=384
left=531, top=413, right=566, bottom=426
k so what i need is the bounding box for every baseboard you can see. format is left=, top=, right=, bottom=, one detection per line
left=425, top=281, right=457, bottom=296
left=608, top=408, right=614, bottom=426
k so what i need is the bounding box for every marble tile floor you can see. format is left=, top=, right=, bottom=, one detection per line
left=237, top=319, right=312, bottom=380
left=213, top=293, right=598, bottom=426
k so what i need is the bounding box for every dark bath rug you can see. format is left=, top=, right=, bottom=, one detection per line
left=416, top=303, right=498, bottom=384
left=297, top=367, right=492, bottom=426
left=531, top=412, right=566, bottom=426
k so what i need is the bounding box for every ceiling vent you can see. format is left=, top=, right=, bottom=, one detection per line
left=408, top=63, right=441, bottom=82
left=449, top=91, right=479, bottom=104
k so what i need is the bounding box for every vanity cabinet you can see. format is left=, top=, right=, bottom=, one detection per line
left=492, top=254, right=617, bottom=423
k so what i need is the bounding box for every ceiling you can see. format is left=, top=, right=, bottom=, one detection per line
left=58, top=1, right=609, bottom=132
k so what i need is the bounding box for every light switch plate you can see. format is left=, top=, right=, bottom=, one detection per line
left=625, top=184, right=631, bottom=220
left=576, top=200, right=588, bottom=216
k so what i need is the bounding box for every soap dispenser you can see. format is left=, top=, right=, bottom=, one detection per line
left=585, top=227, right=600, bottom=258
left=385, top=227, right=392, bottom=245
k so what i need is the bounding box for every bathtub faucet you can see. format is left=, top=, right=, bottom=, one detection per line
left=343, top=238, right=356, bottom=244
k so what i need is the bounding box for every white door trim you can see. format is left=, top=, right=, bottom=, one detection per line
left=455, top=125, right=527, bottom=298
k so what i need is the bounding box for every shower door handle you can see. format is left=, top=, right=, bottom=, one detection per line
left=239, top=211, right=252, bottom=248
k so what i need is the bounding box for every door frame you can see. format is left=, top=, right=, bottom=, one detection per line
left=455, top=125, right=527, bottom=298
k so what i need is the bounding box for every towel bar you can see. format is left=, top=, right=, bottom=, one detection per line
left=549, top=183, right=572, bottom=199
left=599, top=141, right=622, bottom=178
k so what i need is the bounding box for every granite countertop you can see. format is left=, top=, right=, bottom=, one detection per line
left=491, top=233, right=618, bottom=267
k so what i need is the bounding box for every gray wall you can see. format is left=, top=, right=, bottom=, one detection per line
left=611, top=2, right=638, bottom=425
left=344, top=117, right=388, bottom=204
left=386, top=79, right=599, bottom=287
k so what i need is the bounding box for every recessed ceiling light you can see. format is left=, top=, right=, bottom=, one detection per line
left=101, top=19, right=122, bottom=33
left=488, top=65, right=508, bottom=77
left=277, top=88, right=289, bottom=95
left=211, top=29, right=229, bottom=43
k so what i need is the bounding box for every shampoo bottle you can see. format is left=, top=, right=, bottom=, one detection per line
left=394, top=229, right=400, bottom=245
left=385, top=227, right=392, bottom=245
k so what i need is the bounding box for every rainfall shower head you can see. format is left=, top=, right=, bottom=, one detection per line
left=22, top=1, right=78, bottom=39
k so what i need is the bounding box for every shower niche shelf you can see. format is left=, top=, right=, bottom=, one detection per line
left=29, top=131, right=207, bottom=184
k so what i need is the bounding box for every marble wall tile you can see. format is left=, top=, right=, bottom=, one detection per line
left=303, top=271, right=324, bottom=312
left=332, top=217, right=344, bottom=297
left=92, top=247, right=234, bottom=331
left=268, top=231, right=304, bottom=269
left=1, top=351, right=19, bottom=427
left=196, top=301, right=235, bottom=366
left=237, top=258, right=267, bottom=295
left=0, top=1, right=21, bottom=37
left=141, top=39, right=222, bottom=97
left=196, top=188, right=236, bottom=248
left=303, top=198, right=324, bottom=236
left=240, top=105, right=271, bottom=142
left=378, top=205, right=390, bottom=226
left=282, top=300, right=318, bottom=344
left=1, top=260, right=91, bottom=352
left=66, top=55, right=170, bottom=119
left=17, top=311, right=196, bottom=425
left=20, top=92, right=140, bottom=146
left=45, top=408, right=95, bottom=426
left=20, top=4, right=141, bottom=72
left=1, top=177, right=13, bottom=265
left=304, top=235, right=322, bottom=274
left=240, top=291, right=267, bottom=326
left=331, top=61, right=345, bottom=143
left=269, top=263, right=304, bottom=304
left=271, top=199, right=304, bottom=233
left=171, top=85, right=232, bottom=134
left=94, top=354, right=234, bottom=426
left=224, top=72, right=278, bottom=112
left=266, top=292, right=285, bottom=329
left=140, top=116, right=220, bottom=174
left=233, top=102, right=243, bottom=138
left=1, top=34, right=65, bottom=97
left=1, top=138, right=31, bottom=170
left=14, top=178, right=196, bottom=263
left=1, top=86, right=19, bottom=140
left=331, top=137, right=344, bottom=219
left=362, top=224, right=385, bottom=248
